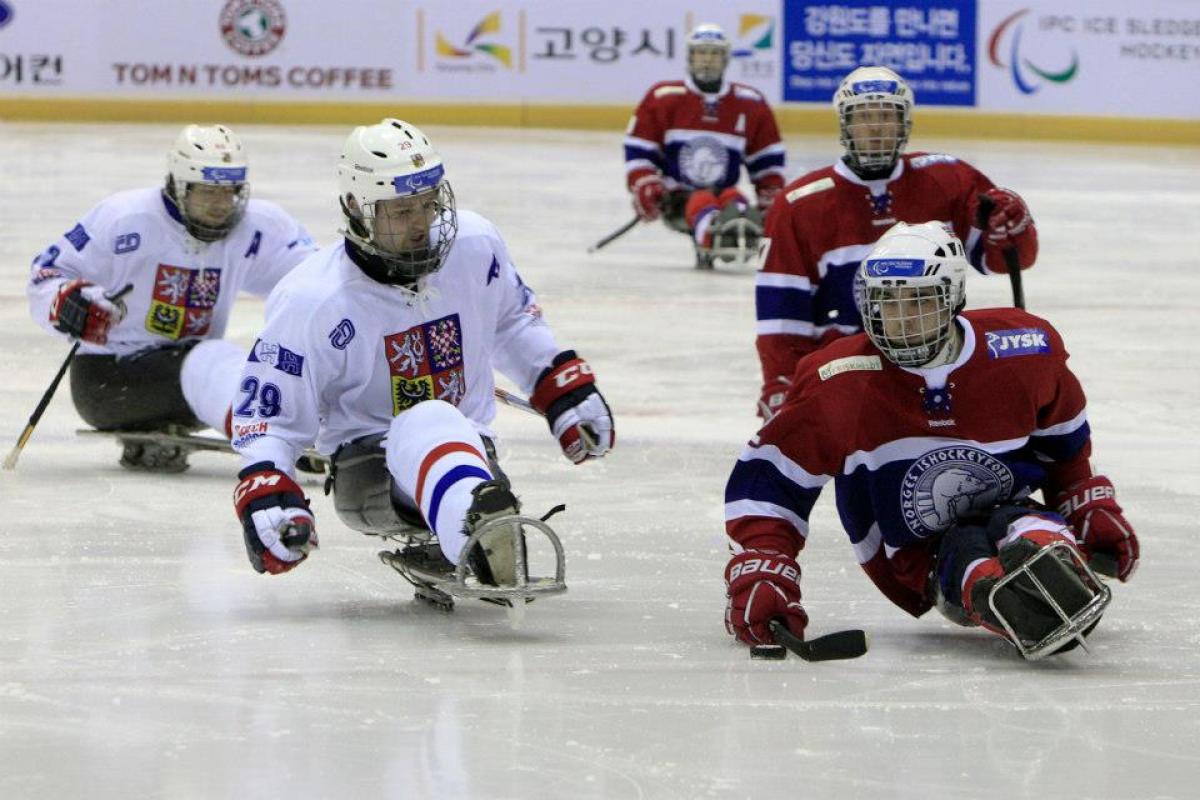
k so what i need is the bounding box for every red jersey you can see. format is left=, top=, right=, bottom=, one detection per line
left=624, top=78, right=784, bottom=196
left=756, top=153, right=1015, bottom=388
left=726, top=308, right=1094, bottom=616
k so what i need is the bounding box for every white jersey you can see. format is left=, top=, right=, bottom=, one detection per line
left=232, top=210, right=560, bottom=470
left=26, top=187, right=317, bottom=357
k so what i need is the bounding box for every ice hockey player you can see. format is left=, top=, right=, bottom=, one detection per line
left=25, top=124, right=317, bottom=471
left=230, top=119, right=614, bottom=608
left=623, top=23, right=785, bottom=268
left=724, top=222, right=1138, bottom=660
left=756, top=66, right=1039, bottom=419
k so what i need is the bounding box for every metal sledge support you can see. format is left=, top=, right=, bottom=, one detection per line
left=445, top=514, right=568, bottom=604
left=987, top=541, right=1112, bottom=661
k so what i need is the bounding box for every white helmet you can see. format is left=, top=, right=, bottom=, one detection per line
left=336, top=118, right=457, bottom=282
left=834, top=66, right=914, bottom=176
left=686, top=23, right=731, bottom=89
left=165, top=124, right=249, bottom=242
left=856, top=221, right=967, bottom=367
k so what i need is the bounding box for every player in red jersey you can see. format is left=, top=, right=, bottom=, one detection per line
left=624, top=23, right=785, bottom=268
left=724, top=222, right=1137, bottom=660
left=755, top=66, right=1038, bottom=418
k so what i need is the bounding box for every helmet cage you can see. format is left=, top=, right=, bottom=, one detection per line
left=686, top=24, right=731, bottom=87
left=165, top=124, right=249, bottom=243
left=341, top=180, right=458, bottom=282
left=835, top=68, right=914, bottom=174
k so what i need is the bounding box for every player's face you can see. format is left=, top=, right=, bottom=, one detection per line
left=372, top=192, right=438, bottom=255
left=688, top=46, right=727, bottom=83
left=846, top=105, right=904, bottom=153
left=878, top=286, right=945, bottom=348
left=184, top=183, right=242, bottom=227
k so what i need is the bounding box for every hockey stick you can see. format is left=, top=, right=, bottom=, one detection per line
left=587, top=216, right=640, bottom=254
left=4, top=283, right=134, bottom=470
left=975, top=193, right=1025, bottom=310
left=493, top=387, right=599, bottom=451
left=750, top=619, right=870, bottom=662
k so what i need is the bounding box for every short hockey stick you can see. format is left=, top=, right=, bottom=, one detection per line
left=492, top=387, right=599, bottom=451
left=750, top=618, right=870, bottom=662
left=4, top=283, right=133, bottom=470
left=975, top=193, right=1025, bottom=310
left=587, top=216, right=640, bottom=254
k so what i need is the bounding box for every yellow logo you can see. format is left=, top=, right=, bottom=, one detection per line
left=436, top=11, right=511, bottom=68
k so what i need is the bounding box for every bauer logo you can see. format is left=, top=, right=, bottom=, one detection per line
left=985, top=328, right=1050, bottom=359
left=219, top=0, right=287, bottom=58
left=900, top=446, right=1015, bottom=537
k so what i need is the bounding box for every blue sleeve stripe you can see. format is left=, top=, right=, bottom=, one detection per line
left=624, top=144, right=664, bottom=166
left=1030, top=421, right=1091, bottom=462
left=756, top=284, right=813, bottom=323
left=725, top=458, right=821, bottom=520
left=746, top=151, right=786, bottom=173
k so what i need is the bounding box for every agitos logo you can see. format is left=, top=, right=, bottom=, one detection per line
left=988, top=9, right=1079, bottom=95
left=436, top=11, right=511, bottom=68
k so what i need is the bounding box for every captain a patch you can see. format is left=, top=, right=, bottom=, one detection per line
left=985, top=328, right=1051, bottom=359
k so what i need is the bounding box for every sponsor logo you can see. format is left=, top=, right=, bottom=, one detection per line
left=818, top=355, right=882, bottom=381
left=114, top=232, right=141, bottom=254
left=553, top=362, right=592, bottom=389
left=328, top=319, right=356, bottom=350
left=852, top=79, right=899, bottom=95
left=985, top=328, right=1050, bottom=359
left=234, top=471, right=282, bottom=504
left=785, top=177, right=833, bottom=204
left=31, top=267, right=63, bottom=285
left=392, top=163, right=444, bottom=194
left=988, top=9, right=1079, bottom=95
left=385, top=313, right=465, bottom=414
left=200, top=166, right=247, bottom=183
left=145, top=265, right=221, bottom=340
left=678, top=135, right=729, bottom=187
left=219, top=0, right=286, bottom=58
left=928, top=419, right=957, bottom=428
left=864, top=258, right=925, bottom=277
left=233, top=421, right=269, bottom=439
left=435, top=11, right=512, bottom=69
left=910, top=153, right=959, bottom=169
left=900, top=446, right=1015, bottom=537
left=728, top=556, right=799, bottom=585
left=732, top=14, right=774, bottom=58
left=64, top=223, right=90, bottom=252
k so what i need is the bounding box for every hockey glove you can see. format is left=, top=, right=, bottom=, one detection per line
left=755, top=183, right=781, bottom=211
left=530, top=350, right=614, bottom=464
left=1053, top=475, right=1139, bottom=582
left=725, top=550, right=809, bottom=645
left=757, top=376, right=792, bottom=422
left=631, top=173, right=666, bottom=222
left=971, top=187, right=1038, bottom=271
left=234, top=462, right=318, bottom=575
left=49, top=279, right=126, bottom=345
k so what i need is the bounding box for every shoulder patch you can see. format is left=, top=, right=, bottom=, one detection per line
left=64, top=223, right=90, bottom=252
left=985, top=328, right=1052, bottom=359
left=910, top=153, right=959, bottom=169
left=819, top=355, right=882, bottom=380
left=786, top=177, right=834, bottom=204
left=654, top=85, right=687, bottom=98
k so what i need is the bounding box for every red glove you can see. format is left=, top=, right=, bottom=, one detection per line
left=234, top=462, right=318, bottom=574
left=49, top=279, right=125, bottom=345
left=1054, top=475, right=1139, bottom=582
left=971, top=187, right=1038, bottom=271
left=757, top=376, right=791, bottom=422
left=724, top=550, right=809, bottom=645
left=530, top=350, right=614, bottom=464
left=630, top=173, right=665, bottom=222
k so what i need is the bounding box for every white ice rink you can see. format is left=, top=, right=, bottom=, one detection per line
left=0, top=122, right=1197, bottom=799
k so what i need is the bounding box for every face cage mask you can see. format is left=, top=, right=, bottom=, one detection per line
left=839, top=98, right=911, bottom=175
left=169, top=179, right=249, bottom=243
left=345, top=182, right=458, bottom=282
left=688, top=48, right=728, bottom=89
left=861, top=283, right=955, bottom=367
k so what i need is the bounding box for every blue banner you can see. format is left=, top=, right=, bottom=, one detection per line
left=782, top=1, right=977, bottom=106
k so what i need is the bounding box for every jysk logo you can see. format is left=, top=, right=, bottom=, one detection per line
left=436, top=11, right=512, bottom=70
left=0, top=2, right=13, bottom=30
left=219, top=0, right=286, bottom=58
left=988, top=9, right=1079, bottom=95
left=985, top=328, right=1050, bottom=359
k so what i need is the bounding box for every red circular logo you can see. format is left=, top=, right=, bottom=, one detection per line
left=219, top=0, right=286, bottom=58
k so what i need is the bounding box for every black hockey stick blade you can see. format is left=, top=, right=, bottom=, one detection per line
left=769, top=619, right=869, bottom=662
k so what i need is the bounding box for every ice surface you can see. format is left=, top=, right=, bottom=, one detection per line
left=0, top=123, right=1197, bottom=799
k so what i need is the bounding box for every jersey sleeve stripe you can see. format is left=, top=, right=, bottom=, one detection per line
left=756, top=319, right=817, bottom=336
left=723, top=499, right=810, bottom=539
left=735, top=442, right=830, bottom=488
left=756, top=284, right=812, bottom=323
left=757, top=272, right=812, bottom=291
left=623, top=134, right=662, bottom=153
left=1032, top=407, right=1087, bottom=437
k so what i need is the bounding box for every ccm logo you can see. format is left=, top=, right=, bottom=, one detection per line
left=234, top=473, right=282, bottom=504
left=554, top=362, right=593, bottom=388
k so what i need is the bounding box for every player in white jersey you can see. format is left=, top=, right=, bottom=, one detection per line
left=230, top=119, right=614, bottom=608
left=26, top=124, right=317, bottom=471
